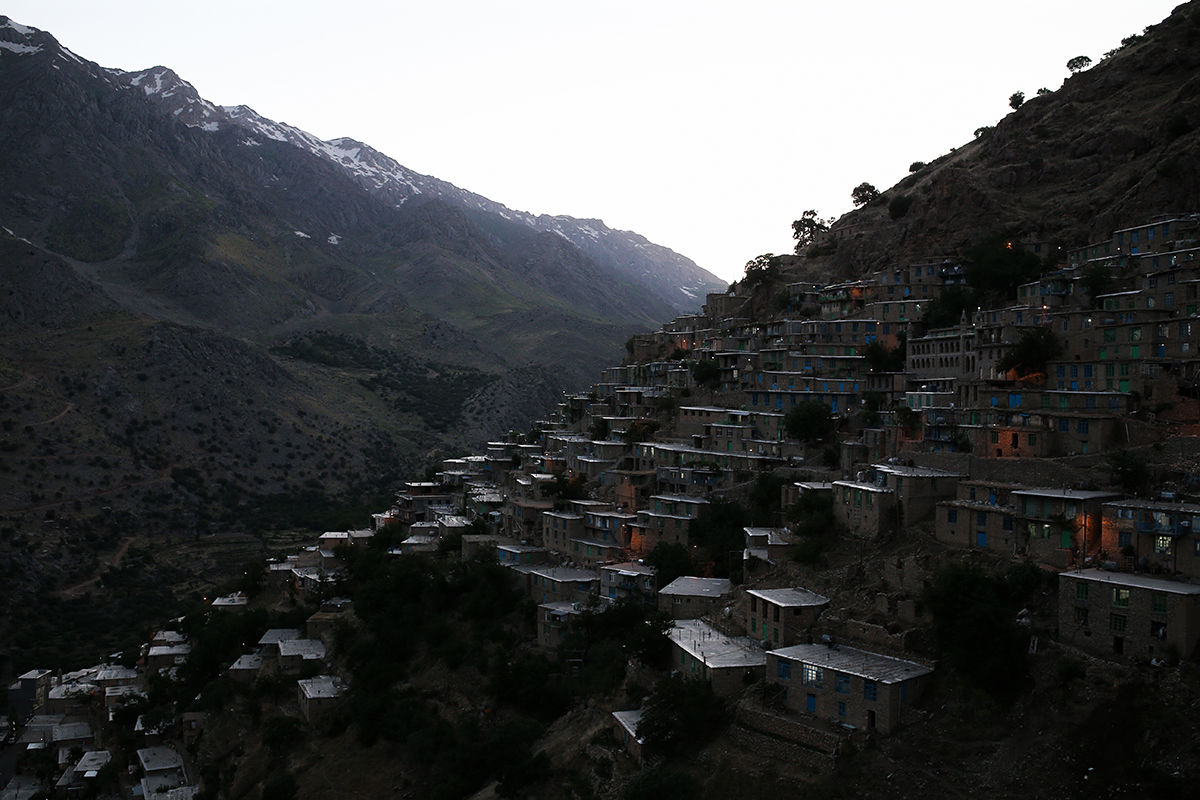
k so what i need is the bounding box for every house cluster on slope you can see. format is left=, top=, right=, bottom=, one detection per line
left=7, top=216, right=1200, bottom=793
left=299, top=214, right=1199, bottom=750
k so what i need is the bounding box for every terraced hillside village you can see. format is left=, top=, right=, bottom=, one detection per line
left=6, top=2, right=1200, bottom=800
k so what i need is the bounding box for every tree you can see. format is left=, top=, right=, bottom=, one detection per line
left=851, top=182, right=880, bottom=207
left=791, top=209, right=828, bottom=252
left=997, top=327, right=1063, bottom=378
left=784, top=400, right=834, bottom=442
left=1009, top=91, right=1025, bottom=110
left=908, top=161, right=926, bottom=173
left=689, top=358, right=720, bottom=390
left=963, top=235, right=1042, bottom=299
left=1067, top=55, right=1092, bottom=73
left=636, top=676, right=730, bottom=760
left=742, top=253, right=779, bottom=285
left=862, top=340, right=905, bottom=372
left=644, top=542, right=694, bottom=589
left=1036, top=87, right=1051, bottom=96
left=888, top=194, right=913, bottom=220
left=923, top=563, right=1031, bottom=699
left=974, top=125, right=994, bottom=139
left=1106, top=449, right=1152, bottom=496
left=1079, top=263, right=1114, bottom=307
left=921, top=285, right=977, bottom=329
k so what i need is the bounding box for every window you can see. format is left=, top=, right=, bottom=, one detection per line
left=1075, top=607, right=1089, bottom=626
left=947, top=509, right=958, bottom=524
left=863, top=680, right=878, bottom=701
left=1155, top=535, right=1171, bottom=555
left=1075, top=582, right=1089, bottom=601
left=801, top=664, right=824, bottom=687
left=1151, top=620, right=1167, bottom=640
left=1112, top=587, right=1130, bottom=608
left=977, top=511, right=987, bottom=526
left=837, top=701, right=847, bottom=718
left=1118, top=531, right=1132, bottom=548
left=835, top=672, right=850, bottom=694
left=1151, top=593, right=1168, bottom=614
left=777, top=660, right=792, bottom=680
left=1110, top=613, right=1127, bottom=633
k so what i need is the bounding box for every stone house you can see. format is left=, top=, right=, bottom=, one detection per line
left=746, top=587, right=829, bottom=647
left=536, top=601, right=584, bottom=650
left=765, top=644, right=933, bottom=734
left=297, top=675, right=344, bottom=721
left=1057, top=569, right=1200, bottom=660
left=1100, top=498, right=1200, bottom=578
left=1013, top=488, right=1119, bottom=567
left=667, top=619, right=765, bottom=695
left=658, top=576, right=733, bottom=619
left=599, top=561, right=656, bottom=604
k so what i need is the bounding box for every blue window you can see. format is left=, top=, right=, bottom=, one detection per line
left=777, top=660, right=792, bottom=680
left=1059, top=419, right=1070, bottom=432
left=977, top=531, right=987, bottom=548
left=977, top=511, right=987, bottom=527
left=835, top=672, right=850, bottom=694
left=837, top=701, right=847, bottom=718
left=863, top=680, right=878, bottom=702
left=947, top=509, right=958, bottom=524
left=1118, top=531, right=1132, bottom=548
left=806, top=693, right=816, bottom=712
left=1078, top=420, right=1090, bottom=434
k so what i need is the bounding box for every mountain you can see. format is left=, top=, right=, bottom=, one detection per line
left=0, top=14, right=723, bottom=514
left=0, top=14, right=724, bottom=662
left=792, top=2, right=1200, bottom=280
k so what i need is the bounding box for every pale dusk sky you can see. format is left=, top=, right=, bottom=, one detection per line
left=4, top=1, right=1184, bottom=282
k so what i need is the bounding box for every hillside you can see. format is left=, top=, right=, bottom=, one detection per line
left=0, top=15, right=722, bottom=668
left=792, top=2, right=1200, bottom=281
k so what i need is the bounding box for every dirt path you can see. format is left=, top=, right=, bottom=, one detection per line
left=31, top=403, right=75, bottom=425
left=4, top=464, right=174, bottom=514
left=57, top=535, right=137, bottom=598
left=0, top=374, right=33, bottom=393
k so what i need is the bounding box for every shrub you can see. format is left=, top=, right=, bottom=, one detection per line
left=888, top=194, right=913, bottom=220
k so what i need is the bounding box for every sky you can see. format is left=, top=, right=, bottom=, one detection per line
left=3, top=0, right=1185, bottom=282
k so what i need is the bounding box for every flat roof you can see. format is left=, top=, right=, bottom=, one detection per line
left=1010, top=488, right=1119, bottom=500
left=659, top=576, right=732, bottom=598
left=298, top=675, right=342, bottom=700
left=527, top=566, right=598, bottom=583
left=230, top=654, right=263, bottom=671
left=258, top=629, right=302, bottom=646
left=277, top=639, right=326, bottom=660
left=611, top=709, right=644, bottom=742
left=137, top=746, right=183, bottom=773
left=1059, top=568, right=1200, bottom=595
left=669, top=619, right=765, bottom=669
left=1103, top=498, right=1200, bottom=514
left=601, top=561, right=655, bottom=576
left=873, top=464, right=965, bottom=478
left=746, top=587, right=829, bottom=608
left=770, top=643, right=933, bottom=684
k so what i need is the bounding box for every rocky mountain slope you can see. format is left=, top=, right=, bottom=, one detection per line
left=793, top=1, right=1200, bottom=280
left=0, top=14, right=723, bottom=524
left=0, top=13, right=722, bottom=667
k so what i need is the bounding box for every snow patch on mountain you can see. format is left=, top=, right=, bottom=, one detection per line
left=0, top=40, right=40, bottom=55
